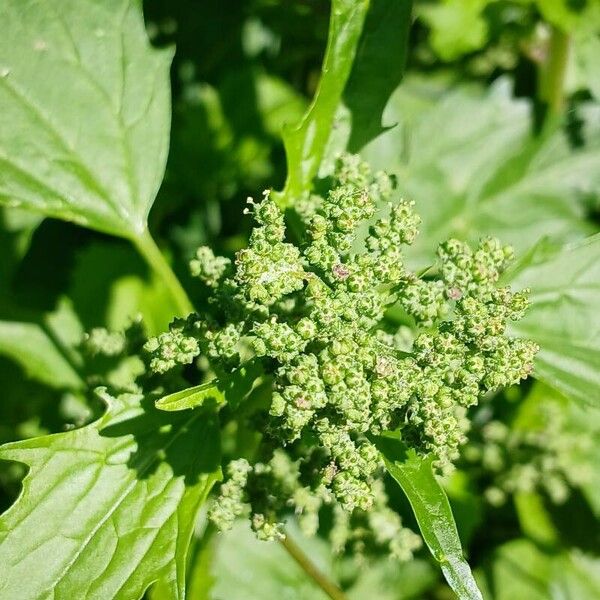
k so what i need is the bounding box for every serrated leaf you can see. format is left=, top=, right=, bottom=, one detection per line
left=362, top=78, right=597, bottom=267
left=156, top=381, right=225, bottom=412
left=0, top=0, right=172, bottom=238
left=505, top=234, right=600, bottom=406
left=375, top=434, right=483, bottom=600
left=343, top=0, right=413, bottom=151
left=0, top=390, right=221, bottom=600
left=276, top=0, right=369, bottom=206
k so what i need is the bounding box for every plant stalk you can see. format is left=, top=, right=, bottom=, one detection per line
left=279, top=533, right=347, bottom=600
left=538, top=25, right=570, bottom=117
left=133, top=228, right=194, bottom=317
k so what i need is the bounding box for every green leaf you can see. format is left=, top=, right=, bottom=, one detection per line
left=276, top=0, right=369, bottom=206
left=200, top=518, right=437, bottom=600
left=156, top=381, right=225, bottom=412
left=0, top=0, right=173, bottom=238
left=0, top=389, right=221, bottom=600
left=209, top=520, right=333, bottom=600
left=362, top=78, right=597, bottom=267
left=0, top=296, right=85, bottom=391
left=507, top=382, right=600, bottom=522
left=537, top=0, right=600, bottom=33
left=418, top=0, right=490, bottom=61
left=343, top=0, right=413, bottom=152
left=504, top=234, right=600, bottom=406
left=69, top=240, right=179, bottom=337
left=0, top=319, right=82, bottom=390
left=156, top=361, right=265, bottom=412
left=375, top=434, right=483, bottom=600
left=347, top=558, right=437, bottom=600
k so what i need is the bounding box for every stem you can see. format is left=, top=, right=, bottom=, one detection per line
left=279, top=533, right=347, bottom=600
left=539, top=25, right=570, bottom=116
left=132, top=228, right=194, bottom=317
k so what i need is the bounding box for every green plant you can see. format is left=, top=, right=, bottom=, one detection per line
left=1, top=1, right=599, bottom=599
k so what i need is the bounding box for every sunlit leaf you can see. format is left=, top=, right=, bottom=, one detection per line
left=0, top=0, right=172, bottom=238
left=0, top=390, right=221, bottom=600
left=0, top=319, right=82, bottom=390
left=362, top=78, right=597, bottom=267
left=376, top=434, right=483, bottom=600
left=156, top=361, right=264, bottom=412
left=505, top=234, right=600, bottom=406
left=156, top=381, right=225, bottom=412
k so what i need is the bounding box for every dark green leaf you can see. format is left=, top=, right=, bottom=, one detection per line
left=0, top=318, right=82, bottom=390
left=376, top=434, right=483, bottom=600
left=276, top=0, right=369, bottom=206
left=344, top=0, right=413, bottom=151
left=0, top=0, right=172, bottom=238
left=0, top=389, right=221, bottom=600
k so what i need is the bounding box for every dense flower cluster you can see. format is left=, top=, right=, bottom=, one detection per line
left=145, top=154, right=537, bottom=544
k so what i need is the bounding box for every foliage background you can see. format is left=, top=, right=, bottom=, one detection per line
left=0, top=0, right=599, bottom=598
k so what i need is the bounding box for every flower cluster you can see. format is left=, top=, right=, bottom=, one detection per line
left=146, top=153, right=537, bottom=545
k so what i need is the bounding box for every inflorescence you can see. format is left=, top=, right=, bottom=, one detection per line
left=145, top=154, right=538, bottom=551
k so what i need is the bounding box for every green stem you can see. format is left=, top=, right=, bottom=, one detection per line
left=132, top=228, right=194, bottom=317
left=279, top=533, right=347, bottom=600
left=539, top=25, right=570, bottom=117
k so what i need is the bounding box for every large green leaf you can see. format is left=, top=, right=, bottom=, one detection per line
left=505, top=234, right=600, bottom=406
left=376, top=434, right=483, bottom=600
left=0, top=0, right=172, bottom=239
left=343, top=0, right=413, bottom=151
left=276, top=0, right=369, bottom=207
left=0, top=390, right=221, bottom=600
left=362, top=78, right=597, bottom=267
